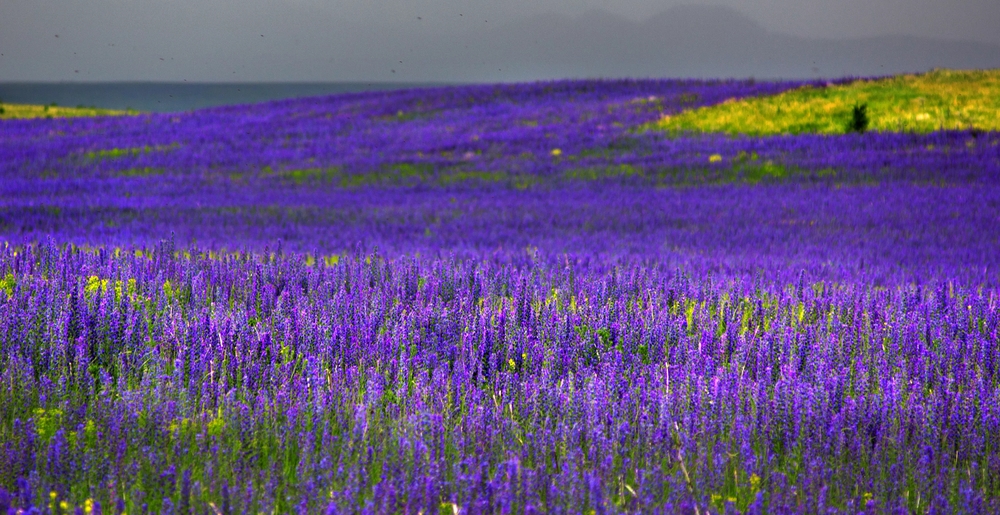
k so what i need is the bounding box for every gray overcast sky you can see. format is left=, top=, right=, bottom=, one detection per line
left=2, top=0, right=1000, bottom=82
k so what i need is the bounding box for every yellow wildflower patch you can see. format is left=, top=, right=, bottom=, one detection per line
left=650, top=68, right=1000, bottom=135
left=0, top=103, right=136, bottom=120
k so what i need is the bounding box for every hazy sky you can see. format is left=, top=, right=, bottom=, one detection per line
left=2, top=0, right=999, bottom=82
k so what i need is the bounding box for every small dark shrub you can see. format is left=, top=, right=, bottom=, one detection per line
left=847, top=103, right=869, bottom=133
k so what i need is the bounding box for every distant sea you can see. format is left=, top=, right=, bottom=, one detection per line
left=0, top=82, right=455, bottom=113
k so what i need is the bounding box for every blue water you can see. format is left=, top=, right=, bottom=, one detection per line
left=0, top=82, right=455, bottom=113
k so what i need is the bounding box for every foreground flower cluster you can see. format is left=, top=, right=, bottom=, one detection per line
left=1, top=77, right=1000, bottom=513
left=1, top=243, right=998, bottom=513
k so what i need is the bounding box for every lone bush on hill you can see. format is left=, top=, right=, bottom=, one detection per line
left=847, top=103, right=869, bottom=133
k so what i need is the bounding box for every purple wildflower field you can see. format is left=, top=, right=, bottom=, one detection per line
left=1, top=78, right=1000, bottom=514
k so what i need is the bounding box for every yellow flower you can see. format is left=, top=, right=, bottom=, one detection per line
left=709, top=154, right=723, bottom=163
left=550, top=148, right=562, bottom=156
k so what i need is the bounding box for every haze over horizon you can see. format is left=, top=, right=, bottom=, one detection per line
left=2, top=0, right=1000, bottom=83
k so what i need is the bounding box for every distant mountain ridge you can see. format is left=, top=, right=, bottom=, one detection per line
left=3, top=2, right=999, bottom=82
left=442, top=4, right=1000, bottom=80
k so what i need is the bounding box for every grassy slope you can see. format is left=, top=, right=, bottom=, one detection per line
left=650, top=69, right=1000, bottom=136
left=0, top=103, right=134, bottom=119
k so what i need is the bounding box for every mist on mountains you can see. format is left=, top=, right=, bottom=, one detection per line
left=2, top=1, right=999, bottom=82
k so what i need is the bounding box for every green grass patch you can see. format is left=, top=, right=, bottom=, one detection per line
left=0, top=102, right=137, bottom=120
left=263, top=166, right=344, bottom=185
left=338, top=163, right=437, bottom=187
left=563, top=164, right=644, bottom=181
left=85, top=144, right=178, bottom=160
left=642, top=152, right=838, bottom=186
left=650, top=68, right=1000, bottom=136
left=437, top=169, right=510, bottom=186
left=376, top=109, right=440, bottom=122
left=264, top=163, right=546, bottom=189
left=118, top=167, right=165, bottom=177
